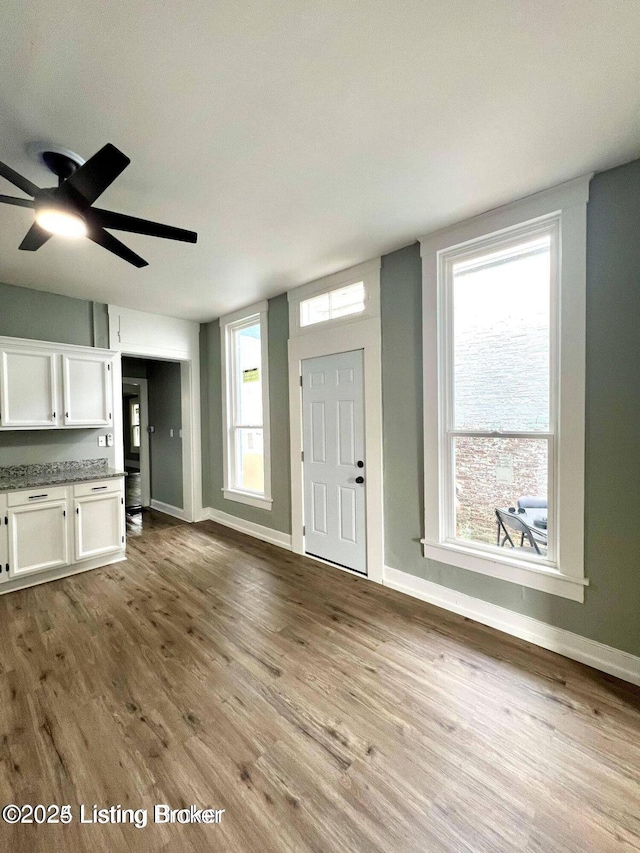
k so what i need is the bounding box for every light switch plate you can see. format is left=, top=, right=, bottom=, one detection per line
left=98, top=435, right=107, bottom=447
left=106, top=433, right=114, bottom=447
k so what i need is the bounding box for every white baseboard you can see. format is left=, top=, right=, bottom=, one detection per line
left=150, top=499, right=190, bottom=521
left=383, top=566, right=640, bottom=688
left=0, top=552, right=127, bottom=596
left=204, top=507, right=292, bottom=551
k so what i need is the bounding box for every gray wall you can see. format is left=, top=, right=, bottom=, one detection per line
left=148, top=360, right=183, bottom=509
left=122, top=357, right=184, bottom=509
left=200, top=293, right=291, bottom=533
left=381, top=160, right=640, bottom=657
left=0, top=281, right=108, bottom=347
left=0, top=281, right=113, bottom=467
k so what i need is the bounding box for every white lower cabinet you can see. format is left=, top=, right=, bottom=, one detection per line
left=8, top=500, right=69, bottom=578
left=2, top=478, right=124, bottom=586
left=75, top=491, right=124, bottom=560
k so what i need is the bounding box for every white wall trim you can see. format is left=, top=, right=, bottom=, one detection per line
left=150, top=499, right=190, bottom=521
left=288, top=312, right=384, bottom=584
left=383, top=566, right=640, bottom=688
left=205, top=507, right=292, bottom=550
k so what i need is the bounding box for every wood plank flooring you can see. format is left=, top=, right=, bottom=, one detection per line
left=0, top=511, right=638, bottom=852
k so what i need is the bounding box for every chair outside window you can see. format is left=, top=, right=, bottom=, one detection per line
left=495, top=508, right=547, bottom=556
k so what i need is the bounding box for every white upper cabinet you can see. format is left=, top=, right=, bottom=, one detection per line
left=63, top=353, right=112, bottom=426
left=0, top=337, right=117, bottom=430
left=0, top=349, right=57, bottom=427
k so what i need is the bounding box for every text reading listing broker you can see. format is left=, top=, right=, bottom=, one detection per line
left=1, top=803, right=225, bottom=829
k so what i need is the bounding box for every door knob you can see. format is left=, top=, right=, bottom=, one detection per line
left=357, top=460, right=364, bottom=468
left=355, top=476, right=364, bottom=484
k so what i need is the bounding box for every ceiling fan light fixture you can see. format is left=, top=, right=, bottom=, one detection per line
left=35, top=207, right=88, bottom=238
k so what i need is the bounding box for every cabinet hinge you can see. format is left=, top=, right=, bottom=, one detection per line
left=301, top=451, right=304, bottom=462
left=303, top=525, right=306, bottom=536
left=121, top=535, right=124, bottom=543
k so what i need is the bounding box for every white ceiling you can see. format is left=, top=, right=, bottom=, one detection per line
left=1, top=0, right=639, bottom=322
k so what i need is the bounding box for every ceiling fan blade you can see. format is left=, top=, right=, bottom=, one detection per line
left=87, top=225, right=148, bottom=268
left=19, top=223, right=52, bottom=252
left=61, top=144, right=130, bottom=205
left=91, top=208, right=198, bottom=243
left=0, top=161, right=40, bottom=197
left=0, top=195, right=34, bottom=209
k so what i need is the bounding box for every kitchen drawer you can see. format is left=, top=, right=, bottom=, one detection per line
left=8, top=486, right=68, bottom=506
left=73, top=479, right=123, bottom=498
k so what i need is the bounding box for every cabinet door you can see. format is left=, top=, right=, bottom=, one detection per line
left=0, top=350, right=57, bottom=427
left=8, top=501, right=69, bottom=578
left=63, top=354, right=112, bottom=426
left=75, top=493, right=123, bottom=561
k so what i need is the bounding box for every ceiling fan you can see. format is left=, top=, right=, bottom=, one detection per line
left=0, top=143, right=197, bottom=268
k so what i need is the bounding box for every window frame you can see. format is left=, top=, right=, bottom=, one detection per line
left=130, top=399, right=141, bottom=449
left=420, top=176, right=591, bottom=602
left=220, top=301, right=272, bottom=510
left=288, top=258, right=381, bottom=338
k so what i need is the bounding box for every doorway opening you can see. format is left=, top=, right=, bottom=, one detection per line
left=121, top=357, right=185, bottom=531
left=122, top=377, right=150, bottom=514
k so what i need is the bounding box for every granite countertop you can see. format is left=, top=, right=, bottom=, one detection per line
left=0, top=459, right=126, bottom=492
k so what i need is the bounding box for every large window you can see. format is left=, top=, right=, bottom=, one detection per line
left=420, top=177, right=590, bottom=601
left=220, top=302, right=272, bottom=510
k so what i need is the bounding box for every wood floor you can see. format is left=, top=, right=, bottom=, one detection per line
left=0, top=512, right=638, bottom=853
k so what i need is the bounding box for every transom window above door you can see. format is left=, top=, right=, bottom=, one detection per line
left=287, top=258, right=381, bottom=338
left=300, top=281, right=365, bottom=327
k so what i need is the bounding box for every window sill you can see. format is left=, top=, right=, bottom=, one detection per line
left=222, top=489, right=273, bottom=511
left=420, top=540, right=587, bottom=602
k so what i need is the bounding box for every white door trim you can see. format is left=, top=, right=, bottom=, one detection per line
left=109, top=305, right=202, bottom=522
left=288, top=315, right=383, bottom=583
left=122, top=376, right=150, bottom=507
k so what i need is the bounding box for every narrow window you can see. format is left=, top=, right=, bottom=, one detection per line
left=420, top=176, right=589, bottom=601
left=220, top=303, right=272, bottom=509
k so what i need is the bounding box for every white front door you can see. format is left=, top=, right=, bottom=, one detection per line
left=302, top=349, right=366, bottom=574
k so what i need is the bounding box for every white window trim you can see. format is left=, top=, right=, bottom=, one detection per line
left=220, top=300, right=272, bottom=510
left=420, top=175, right=592, bottom=603
left=288, top=258, right=381, bottom=338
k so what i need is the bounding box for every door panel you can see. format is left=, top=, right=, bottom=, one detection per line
left=302, top=349, right=366, bottom=573
left=0, top=350, right=57, bottom=426
left=63, top=354, right=111, bottom=426
left=75, top=493, right=123, bottom=561
left=8, top=501, right=69, bottom=577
